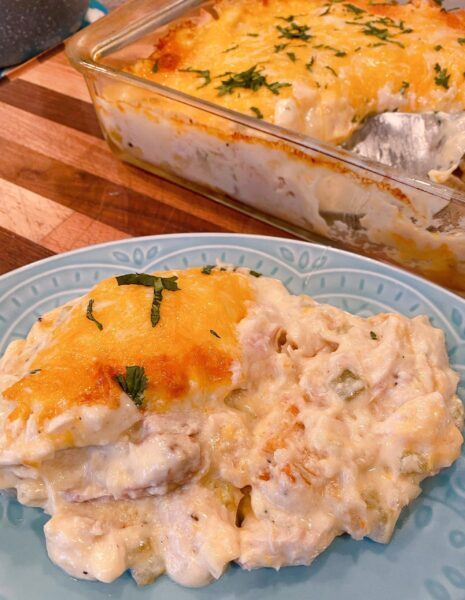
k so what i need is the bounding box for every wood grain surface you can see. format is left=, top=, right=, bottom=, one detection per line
left=0, top=44, right=290, bottom=275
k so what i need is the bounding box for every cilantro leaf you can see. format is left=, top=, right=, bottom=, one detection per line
left=114, top=365, right=148, bottom=407
left=86, top=299, right=103, bottom=331
left=276, top=22, right=312, bottom=41
left=314, top=43, right=347, bottom=56
left=178, top=67, right=211, bottom=88
left=116, top=273, right=180, bottom=327
left=305, top=57, right=315, bottom=72
left=116, top=273, right=159, bottom=287
left=344, top=3, right=365, bottom=14
left=250, top=106, right=264, bottom=119
left=151, top=279, right=164, bottom=327
left=160, top=276, right=180, bottom=291
left=434, top=63, right=450, bottom=89
left=361, top=21, right=405, bottom=47
left=216, top=65, right=290, bottom=96
left=201, top=265, right=216, bottom=275
left=223, top=44, right=239, bottom=53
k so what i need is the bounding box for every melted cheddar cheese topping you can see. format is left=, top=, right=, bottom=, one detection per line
left=127, top=0, right=465, bottom=144
left=3, top=269, right=253, bottom=427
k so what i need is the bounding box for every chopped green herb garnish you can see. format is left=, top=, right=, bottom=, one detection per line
left=216, top=65, right=290, bottom=96
left=201, top=265, right=215, bottom=275
left=151, top=279, right=163, bottom=328
left=114, top=365, right=148, bottom=408
left=152, top=61, right=159, bottom=73
left=320, top=1, right=344, bottom=15
left=249, top=270, right=262, bottom=278
left=267, top=80, right=292, bottom=94
left=116, top=273, right=169, bottom=287
left=223, top=44, right=239, bottom=53
left=345, top=16, right=410, bottom=46
left=345, top=3, right=365, bottom=14
left=276, top=14, right=306, bottom=22
left=314, top=44, right=347, bottom=56
left=305, top=57, right=315, bottom=72
left=434, top=44, right=443, bottom=51
left=86, top=299, right=103, bottom=331
left=325, top=65, right=338, bottom=76
left=116, top=273, right=180, bottom=327
left=374, top=16, right=407, bottom=30
left=274, top=43, right=289, bottom=52
left=210, top=329, right=221, bottom=338
left=178, top=67, right=211, bottom=88
left=399, top=80, right=410, bottom=94
left=287, top=51, right=297, bottom=62
left=250, top=106, right=264, bottom=119
left=158, top=277, right=179, bottom=291
left=276, top=21, right=312, bottom=41
left=246, top=32, right=259, bottom=37
left=370, top=331, right=378, bottom=340
left=29, top=369, right=41, bottom=375
left=320, top=44, right=347, bottom=56
left=362, top=22, right=405, bottom=47
left=458, top=38, right=465, bottom=45
left=434, top=63, right=450, bottom=89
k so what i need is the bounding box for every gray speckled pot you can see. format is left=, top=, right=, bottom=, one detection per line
left=0, top=0, right=89, bottom=68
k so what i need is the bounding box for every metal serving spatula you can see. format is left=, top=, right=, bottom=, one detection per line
left=343, top=111, right=465, bottom=182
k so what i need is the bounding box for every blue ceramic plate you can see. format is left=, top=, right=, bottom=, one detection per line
left=0, top=234, right=464, bottom=600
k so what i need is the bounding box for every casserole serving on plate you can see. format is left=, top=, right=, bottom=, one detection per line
left=0, top=233, right=464, bottom=598
left=0, top=262, right=463, bottom=587
left=66, top=0, right=465, bottom=292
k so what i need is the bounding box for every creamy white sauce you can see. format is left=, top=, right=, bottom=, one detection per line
left=94, top=96, right=465, bottom=284
left=0, top=276, right=462, bottom=587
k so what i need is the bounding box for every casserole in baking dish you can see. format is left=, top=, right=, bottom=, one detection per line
left=66, top=0, right=465, bottom=291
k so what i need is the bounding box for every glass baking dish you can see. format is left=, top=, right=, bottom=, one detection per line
left=66, top=0, right=465, bottom=293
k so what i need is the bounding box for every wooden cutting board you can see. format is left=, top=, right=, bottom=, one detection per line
left=0, top=45, right=289, bottom=275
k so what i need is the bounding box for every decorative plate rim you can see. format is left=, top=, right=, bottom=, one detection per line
left=1, top=233, right=463, bottom=308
